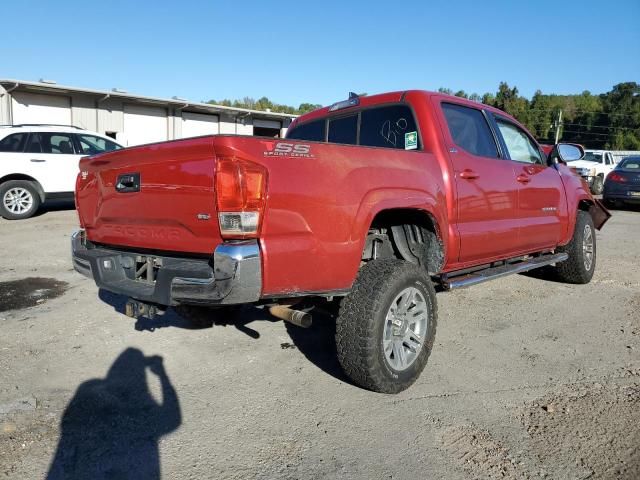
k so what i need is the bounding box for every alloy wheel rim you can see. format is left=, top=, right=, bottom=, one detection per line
left=583, top=224, right=594, bottom=271
left=3, top=188, right=33, bottom=214
left=383, top=286, right=428, bottom=371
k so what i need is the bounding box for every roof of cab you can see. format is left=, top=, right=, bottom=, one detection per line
left=291, top=90, right=519, bottom=127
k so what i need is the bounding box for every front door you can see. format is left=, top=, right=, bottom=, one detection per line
left=438, top=102, right=521, bottom=264
left=492, top=117, right=566, bottom=251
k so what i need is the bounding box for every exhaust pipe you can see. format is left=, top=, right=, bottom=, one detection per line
left=269, top=305, right=312, bottom=328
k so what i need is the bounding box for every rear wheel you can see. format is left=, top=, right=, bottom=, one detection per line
left=0, top=181, right=41, bottom=220
left=554, top=210, right=596, bottom=284
left=336, top=259, right=437, bottom=394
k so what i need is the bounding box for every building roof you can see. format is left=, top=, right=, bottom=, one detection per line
left=0, top=78, right=298, bottom=120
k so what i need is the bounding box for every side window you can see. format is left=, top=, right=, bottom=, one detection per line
left=50, top=134, right=76, bottom=154
left=286, top=119, right=325, bottom=142
left=328, top=114, right=358, bottom=145
left=495, top=120, right=543, bottom=165
left=25, top=133, right=44, bottom=153
left=360, top=105, right=420, bottom=149
left=26, top=133, right=75, bottom=154
left=76, top=134, right=121, bottom=155
left=0, top=133, right=27, bottom=152
left=442, top=103, right=498, bottom=158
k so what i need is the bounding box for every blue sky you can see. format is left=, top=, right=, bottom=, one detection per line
left=1, top=0, right=638, bottom=107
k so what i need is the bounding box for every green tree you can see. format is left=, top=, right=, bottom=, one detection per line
left=298, top=103, right=322, bottom=114
left=493, top=82, right=530, bottom=126
left=206, top=83, right=640, bottom=148
left=601, top=82, right=640, bottom=149
left=207, top=97, right=320, bottom=115
left=481, top=93, right=495, bottom=105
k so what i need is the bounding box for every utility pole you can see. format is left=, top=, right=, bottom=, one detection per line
left=554, top=109, right=563, bottom=143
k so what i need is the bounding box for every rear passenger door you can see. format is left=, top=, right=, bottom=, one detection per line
left=492, top=116, right=566, bottom=251
left=439, top=102, right=521, bottom=264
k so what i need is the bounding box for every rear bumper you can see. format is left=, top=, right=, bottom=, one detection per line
left=603, top=184, right=640, bottom=203
left=71, top=230, right=262, bottom=306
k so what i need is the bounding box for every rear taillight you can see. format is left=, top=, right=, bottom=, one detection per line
left=215, top=157, right=267, bottom=239
left=608, top=173, right=627, bottom=183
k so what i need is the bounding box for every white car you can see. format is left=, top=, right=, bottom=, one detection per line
left=566, top=150, right=617, bottom=195
left=0, top=125, right=123, bottom=219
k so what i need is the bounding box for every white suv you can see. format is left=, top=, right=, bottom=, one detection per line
left=0, top=125, right=123, bottom=219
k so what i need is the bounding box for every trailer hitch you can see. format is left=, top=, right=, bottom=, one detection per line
left=125, top=298, right=166, bottom=320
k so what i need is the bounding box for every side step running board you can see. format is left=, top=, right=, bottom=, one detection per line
left=442, top=252, right=568, bottom=290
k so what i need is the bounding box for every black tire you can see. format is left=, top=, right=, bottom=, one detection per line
left=336, top=259, right=437, bottom=394
left=554, top=211, right=596, bottom=284
left=591, top=176, right=604, bottom=195
left=0, top=180, right=41, bottom=220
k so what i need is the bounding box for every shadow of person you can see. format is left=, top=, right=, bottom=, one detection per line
left=46, top=348, right=181, bottom=480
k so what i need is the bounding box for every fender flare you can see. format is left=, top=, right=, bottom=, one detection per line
left=350, top=187, right=447, bottom=262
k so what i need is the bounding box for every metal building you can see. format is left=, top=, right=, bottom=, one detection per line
left=0, top=79, right=296, bottom=146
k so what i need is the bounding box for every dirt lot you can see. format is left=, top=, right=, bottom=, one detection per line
left=1, top=204, right=639, bottom=479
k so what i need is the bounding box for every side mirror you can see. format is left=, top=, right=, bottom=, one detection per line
left=547, top=143, right=584, bottom=165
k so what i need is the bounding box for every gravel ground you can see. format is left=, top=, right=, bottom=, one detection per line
left=0, top=203, right=639, bottom=479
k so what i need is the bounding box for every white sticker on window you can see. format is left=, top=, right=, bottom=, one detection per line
left=405, top=131, right=418, bottom=150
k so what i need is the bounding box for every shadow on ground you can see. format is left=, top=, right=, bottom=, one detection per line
left=98, top=289, right=351, bottom=384
left=519, top=265, right=566, bottom=283
left=46, top=348, right=181, bottom=480
left=284, top=306, right=353, bottom=385
left=98, top=289, right=274, bottom=338
left=35, top=199, right=76, bottom=217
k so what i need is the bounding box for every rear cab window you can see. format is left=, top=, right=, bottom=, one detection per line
left=286, top=119, right=326, bottom=142
left=286, top=103, right=421, bottom=150
left=328, top=115, right=358, bottom=145
left=360, top=105, right=420, bottom=150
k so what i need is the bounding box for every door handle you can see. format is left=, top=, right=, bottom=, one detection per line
left=459, top=169, right=479, bottom=180
left=116, top=172, right=140, bottom=193
left=516, top=174, right=531, bottom=184
left=30, top=159, right=46, bottom=163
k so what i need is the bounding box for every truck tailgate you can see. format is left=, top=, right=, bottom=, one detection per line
left=76, top=136, right=221, bottom=254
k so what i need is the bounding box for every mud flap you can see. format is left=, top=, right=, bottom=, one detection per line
left=590, top=199, right=611, bottom=230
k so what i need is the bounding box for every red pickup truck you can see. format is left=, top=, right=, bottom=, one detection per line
left=72, top=90, right=610, bottom=393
